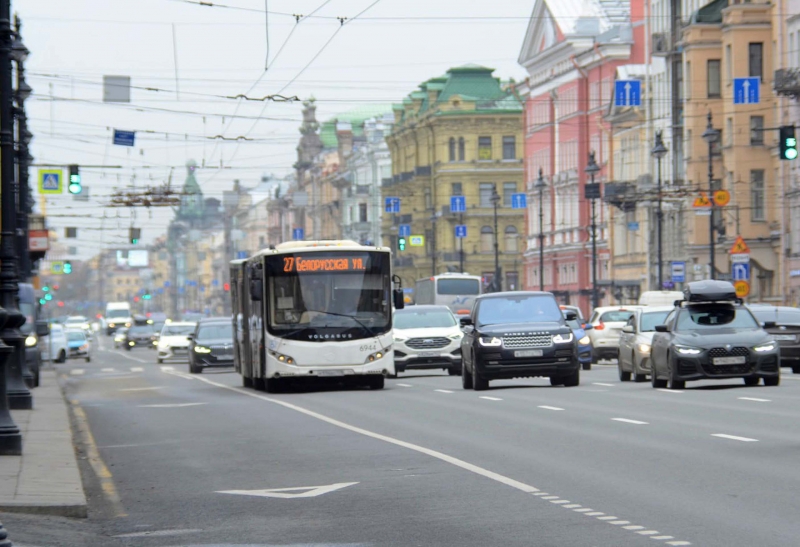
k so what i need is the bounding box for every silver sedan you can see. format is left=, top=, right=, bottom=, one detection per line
left=618, top=306, right=673, bottom=382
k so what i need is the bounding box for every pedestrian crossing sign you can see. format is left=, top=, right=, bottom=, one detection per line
left=39, top=169, right=64, bottom=194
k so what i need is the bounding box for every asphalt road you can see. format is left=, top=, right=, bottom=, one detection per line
left=6, top=336, right=800, bottom=547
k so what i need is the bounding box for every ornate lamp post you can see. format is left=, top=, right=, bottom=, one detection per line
left=585, top=152, right=601, bottom=311
left=490, top=184, right=501, bottom=292
left=702, top=112, right=718, bottom=280
left=534, top=168, right=547, bottom=291
left=651, top=130, right=668, bottom=290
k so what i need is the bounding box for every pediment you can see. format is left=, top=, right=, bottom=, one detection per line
left=518, top=0, right=563, bottom=66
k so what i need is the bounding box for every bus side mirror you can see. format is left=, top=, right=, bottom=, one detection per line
left=35, top=320, right=50, bottom=337
left=249, top=279, right=262, bottom=301
left=393, top=289, right=405, bottom=310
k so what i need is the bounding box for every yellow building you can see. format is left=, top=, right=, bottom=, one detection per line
left=384, top=65, right=526, bottom=290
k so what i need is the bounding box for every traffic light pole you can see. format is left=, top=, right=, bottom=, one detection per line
left=459, top=212, right=464, bottom=273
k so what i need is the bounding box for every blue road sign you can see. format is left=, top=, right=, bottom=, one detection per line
left=511, top=193, right=527, bottom=209
left=236, top=251, right=248, bottom=259
left=384, top=197, right=401, bottom=213
left=732, top=262, right=750, bottom=281
left=614, top=79, right=642, bottom=107
left=450, top=196, right=466, bottom=213
left=733, top=77, right=760, bottom=105
left=627, top=221, right=640, bottom=231
left=113, top=129, right=136, bottom=146
left=293, top=228, right=304, bottom=240
left=671, top=261, right=686, bottom=283
left=398, top=224, right=411, bottom=237
left=455, top=225, right=467, bottom=239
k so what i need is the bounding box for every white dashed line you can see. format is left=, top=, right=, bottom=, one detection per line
left=396, top=383, right=412, bottom=387
left=585, top=512, right=605, bottom=516
left=711, top=433, right=758, bottom=442
left=657, top=388, right=683, bottom=393
left=70, top=369, right=85, bottom=376
left=573, top=508, right=593, bottom=513
left=541, top=496, right=559, bottom=500
left=738, top=397, right=770, bottom=402
left=652, top=536, right=674, bottom=540
left=119, top=386, right=164, bottom=392
left=160, top=366, right=175, bottom=371
left=479, top=396, right=503, bottom=401
left=101, top=368, right=115, bottom=372
left=538, top=405, right=564, bottom=411
left=563, top=504, right=582, bottom=509
left=637, top=530, right=659, bottom=535
left=130, top=367, right=144, bottom=373
left=593, top=382, right=614, bottom=387
left=612, top=418, right=649, bottom=425
left=434, top=389, right=454, bottom=394
left=549, top=500, right=570, bottom=504
left=666, top=542, right=691, bottom=546
left=610, top=520, right=631, bottom=525
left=597, top=516, right=618, bottom=521
left=138, top=403, right=207, bottom=408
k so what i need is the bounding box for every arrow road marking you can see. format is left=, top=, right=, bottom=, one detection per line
left=218, top=482, right=358, bottom=499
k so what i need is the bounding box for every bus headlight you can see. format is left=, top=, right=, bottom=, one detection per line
left=270, top=351, right=295, bottom=365
left=194, top=346, right=212, bottom=354
left=25, top=335, right=37, bottom=347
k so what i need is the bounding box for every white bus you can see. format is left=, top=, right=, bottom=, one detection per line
left=414, top=273, right=482, bottom=316
left=232, top=240, right=404, bottom=393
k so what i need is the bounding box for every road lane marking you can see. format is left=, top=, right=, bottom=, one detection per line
left=160, top=366, right=175, bottom=371
left=738, top=397, right=770, bottom=402
left=593, top=382, right=614, bottom=387
left=434, top=389, right=454, bottom=394
left=652, top=536, right=674, bottom=540
left=538, top=405, right=564, bottom=411
left=711, top=434, right=758, bottom=442
left=119, top=386, right=164, bottom=392
left=130, top=367, right=144, bottom=372
left=574, top=508, right=593, bottom=512
left=532, top=492, right=548, bottom=496
left=586, top=512, right=604, bottom=516
left=70, top=369, right=85, bottom=376
left=657, top=389, right=683, bottom=394
left=541, top=496, right=559, bottom=500
left=111, top=350, right=150, bottom=363
left=101, top=368, right=115, bottom=372
left=479, top=396, right=502, bottom=401
left=563, top=504, right=581, bottom=508
left=666, top=542, right=691, bottom=546
left=396, top=383, right=412, bottom=387
left=162, top=370, right=692, bottom=544
left=218, top=482, right=358, bottom=499
left=598, top=516, right=618, bottom=520
left=612, top=418, right=649, bottom=425
left=114, top=529, right=203, bottom=538
left=638, top=530, right=659, bottom=535
left=550, top=500, right=570, bottom=504
left=138, top=403, right=207, bottom=408
left=610, top=521, right=630, bottom=525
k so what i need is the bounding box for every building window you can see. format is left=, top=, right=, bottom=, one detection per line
left=726, top=117, right=733, bottom=146
left=358, top=203, right=368, bottom=223
left=725, top=44, right=732, bottom=81
left=480, top=226, right=494, bottom=253
left=504, top=226, right=518, bottom=253
left=478, top=136, right=492, bottom=160
left=506, top=271, right=519, bottom=291
left=749, top=43, right=763, bottom=79
left=502, top=182, right=517, bottom=207
left=707, top=60, right=721, bottom=98
left=451, top=182, right=463, bottom=196
left=448, top=138, right=456, bottom=162
left=479, top=183, right=494, bottom=207
left=751, top=170, right=765, bottom=221
left=750, top=116, right=764, bottom=145
left=502, top=136, right=516, bottom=160
left=458, top=137, right=465, bottom=161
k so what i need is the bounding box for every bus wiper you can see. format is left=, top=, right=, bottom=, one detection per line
left=304, top=309, right=371, bottom=333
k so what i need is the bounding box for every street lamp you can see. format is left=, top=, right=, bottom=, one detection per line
left=490, top=184, right=502, bottom=292
left=430, top=211, right=437, bottom=276
left=702, top=111, right=718, bottom=280
left=534, top=168, right=547, bottom=291
left=651, top=130, right=668, bottom=290
left=585, top=151, right=601, bottom=311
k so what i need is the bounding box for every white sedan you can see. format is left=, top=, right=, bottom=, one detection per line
left=157, top=321, right=197, bottom=363
left=617, top=306, right=673, bottom=382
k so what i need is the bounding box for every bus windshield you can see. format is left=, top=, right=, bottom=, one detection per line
left=437, top=278, right=480, bottom=295
left=265, top=251, right=391, bottom=341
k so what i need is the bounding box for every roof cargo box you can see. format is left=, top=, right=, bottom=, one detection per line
left=683, top=280, right=737, bottom=303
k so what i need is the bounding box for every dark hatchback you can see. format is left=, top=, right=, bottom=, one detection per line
left=188, top=319, right=235, bottom=374
left=124, top=324, right=155, bottom=350
left=651, top=281, right=780, bottom=389
left=460, top=291, right=579, bottom=391
left=749, top=305, right=800, bottom=373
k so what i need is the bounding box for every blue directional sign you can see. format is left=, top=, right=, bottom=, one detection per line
left=236, top=251, right=248, bottom=259
left=113, top=129, right=136, bottom=147
left=398, top=224, right=411, bottom=237
left=671, top=261, right=686, bottom=283
left=733, top=77, right=760, bottom=105
left=732, top=262, right=750, bottom=281
left=614, top=79, right=642, bottom=107
left=627, top=221, right=640, bottom=231
left=292, top=228, right=304, bottom=241
left=455, top=225, right=467, bottom=239
left=450, top=196, right=466, bottom=213
left=511, top=193, right=527, bottom=209
left=384, top=197, right=401, bottom=213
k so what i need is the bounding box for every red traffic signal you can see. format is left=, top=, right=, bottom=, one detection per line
left=133, top=296, right=140, bottom=302
left=53, top=284, right=59, bottom=291
left=57, top=301, right=64, bottom=307
left=223, top=282, right=230, bottom=291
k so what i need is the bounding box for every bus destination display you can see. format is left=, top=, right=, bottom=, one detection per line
left=282, top=255, right=368, bottom=273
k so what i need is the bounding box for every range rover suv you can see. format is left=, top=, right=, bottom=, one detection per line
left=460, top=291, right=579, bottom=391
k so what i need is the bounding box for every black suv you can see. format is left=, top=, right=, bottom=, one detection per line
left=650, top=280, right=780, bottom=389
left=188, top=318, right=235, bottom=374
left=460, top=291, right=579, bottom=391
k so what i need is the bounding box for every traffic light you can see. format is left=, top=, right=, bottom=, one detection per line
left=129, top=227, right=141, bottom=245
left=44, top=294, right=52, bottom=301
left=142, top=294, right=151, bottom=300
left=398, top=237, right=407, bottom=251
left=779, top=125, right=798, bottom=160
left=63, top=261, right=72, bottom=274
left=223, top=282, right=230, bottom=291
left=42, top=286, right=49, bottom=292
left=68, top=164, right=82, bottom=194
left=38, top=298, right=45, bottom=305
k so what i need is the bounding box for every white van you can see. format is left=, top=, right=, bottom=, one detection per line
left=105, top=302, right=133, bottom=335
left=638, top=291, right=684, bottom=307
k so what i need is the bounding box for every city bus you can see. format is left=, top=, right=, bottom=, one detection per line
left=414, top=273, right=482, bottom=316
left=231, top=240, right=404, bottom=393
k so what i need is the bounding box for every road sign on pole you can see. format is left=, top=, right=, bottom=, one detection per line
left=733, top=77, right=760, bottom=104
left=732, top=262, right=750, bottom=281
left=614, top=80, right=642, bottom=107
left=511, top=193, right=527, bottom=209
left=455, top=225, right=467, bottom=239
left=39, top=169, right=63, bottom=194
left=384, top=197, right=401, bottom=213
left=734, top=280, right=750, bottom=298
left=409, top=235, right=425, bottom=246
left=398, top=224, right=411, bottom=237
left=292, top=228, right=304, bottom=241
left=671, top=261, right=686, bottom=283
left=730, top=236, right=750, bottom=254
left=450, top=196, right=466, bottom=213
left=113, top=129, right=136, bottom=146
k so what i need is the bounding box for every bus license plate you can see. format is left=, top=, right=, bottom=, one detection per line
left=712, top=356, right=746, bottom=365
left=515, top=350, right=543, bottom=358
left=316, top=370, right=344, bottom=377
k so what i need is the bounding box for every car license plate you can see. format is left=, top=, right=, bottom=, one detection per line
left=515, top=349, right=543, bottom=358
left=419, top=352, right=439, bottom=357
left=712, top=356, right=746, bottom=365
left=773, top=334, right=796, bottom=341
left=316, top=370, right=344, bottom=377
left=218, top=354, right=233, bottom=360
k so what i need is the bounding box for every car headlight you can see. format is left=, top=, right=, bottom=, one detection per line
left=553, top=332, right=574, bottom=344
left=754, top=342, right=776, bottom=353
left=25, top=335, right=37, bottom=347
left=109, top=323, right=116, bottom=328
left=676, top=346, right=702, bottom=355
left=638, top=344, right=651, bottom=354
left=270, top=351, right=295, bottom=364
left=194, top=346, right=212, bottom=354
left=82, top=323, right=90, bottom=329
left=125, top=323, right=131, bottom=327
left=479, top=336, right=502, bottom=347
left=578, top=335, right=591, bottom=346
left=79, top=344, right=89, bottom=351
left=128, top=341, right=135, bottom=346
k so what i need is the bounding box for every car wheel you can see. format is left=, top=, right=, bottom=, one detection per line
left=125, top=345, right=131, bottom=351
left=157, top=358, right=163, bottom=364
left=85, top=357, right=91, bottom=363
left=763, top=376, right=780, bottom=387
left=33, top=372, right=40, bottom=388
left=461, top=363, right=473, bottom=390
left=633, top=371, right=647, bottom=383
left=651, top=360, right=667, bottom=388
left=743, top=376, right=760, bottom=386
left=58, top=350, right=66, bottom=363
left=669, top=376, right=685, bottom=390
left=473, top=372, right=489, bottom=391
left=618, top=362, right=631, bottom=382
left=367, top=376, right=385, bottom=390
left=562, top=368, right=580, bottom=387
left=582, top=361, right=592, bottom=371
left=447, top=366, right=460, bottom=376
left=253, top=377, right=266, bottom=391
left=549, top=376, right=563, bottom=386
left=189, top=361, right=201, bottom=374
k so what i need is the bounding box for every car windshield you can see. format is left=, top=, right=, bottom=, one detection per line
left=67, top=331, right=85, bottom=342
left=128, top=326, right=151, bottom=335
left=750, top=307, right=800, bottom=326
left=640, top=311, right=671, bottom=332
left=197, top=324, right=232, bottom=340
left=162, top=324, right=195, bottom=336
left=599, top=310, right=635, bottom=323
left=394, top=309, right=456, bottom=329
left=676, top=306, right=759, bottom=331
left=107, top=310, right=129, bottom=319
left=477, top=296, right=563, bottom=326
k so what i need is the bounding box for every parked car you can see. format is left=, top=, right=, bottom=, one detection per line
left=587, top=306, right=642, bottom=362
left=650, top=280, right=780, bottom=389
left=41, top=323, right=69, bottom=364
left=460, top=291, right=579, bottom=391
left=65, top=329, right=91, bottom=362
left=188, top=318, right=235, bottom=374
left=617, top=306, right=673, bottom=382
left=748, top=304, right=800, bottom=373
left=157, top=321, right=197, bottom=363
left=113, top=327, right=129, bottom=349
left=392, top=305, right=463, bottom=376
left=124, top=324, right=155, bottom=350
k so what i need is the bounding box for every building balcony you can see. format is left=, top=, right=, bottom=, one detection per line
left=603, top=182, right=637, bottom=212
left=775, top=69, right=800, bottom=99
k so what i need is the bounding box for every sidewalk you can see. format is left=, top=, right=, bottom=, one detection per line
left=0, top=370, right=88, bottom=517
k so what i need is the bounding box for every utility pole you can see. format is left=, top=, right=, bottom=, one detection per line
left=535, top=168, right=546, bottom=291
left=585, top=152, right=601, bottom=311
left=702, top=112, right=718, bottom=280
left=490, top=184, right=502, bottom=292
left=652, top=131, right=668, bottom=290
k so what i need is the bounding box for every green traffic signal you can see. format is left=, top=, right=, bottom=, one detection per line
left=143, top=294, right=151, bottom=300
left=44, top=294, right=52, bottom=301
left=68, top=164, right=82, bottom=194
left=42, top=286, right=49, bottom=292
left=39, top=298, right=46, bottom=305
left=63, top=261, right=73, bottom=274
left=779, top=126, right=798, bottom=160
left=398, top=237, right=407, bottom=251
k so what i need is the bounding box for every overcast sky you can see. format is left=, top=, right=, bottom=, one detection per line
left=21, top=0, right=535, bottom=257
